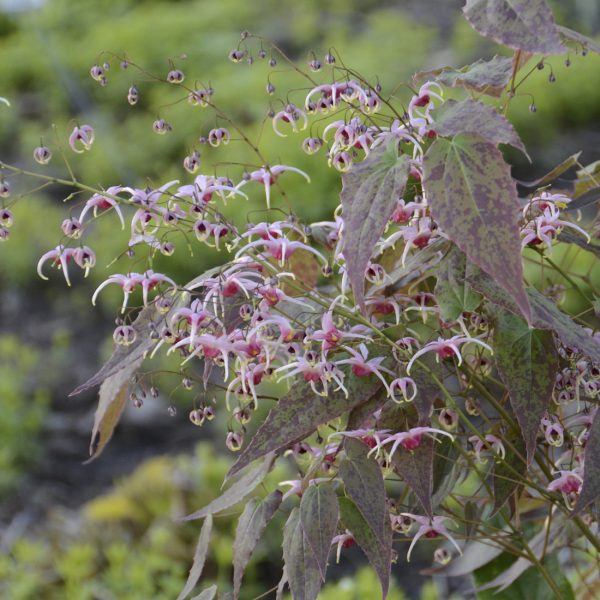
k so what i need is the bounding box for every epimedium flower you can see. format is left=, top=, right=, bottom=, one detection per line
left=37, top=244, right=96, bottom=286
left=400, top=513, right=462, bottom=562
left=92, top=270, right=177, bottom=313
left=68, top=124, right=95, bottom=153
left=236, top=165, right=310, bottom=209
left=406, top=334, right=493, bottom=374
left=468, top=434, right=506, bottom=463
left=271, top=104, right=308, bottom=137
left=78, top=186, right=127, bottom=229
left=372, top=427, right=454, bottom=461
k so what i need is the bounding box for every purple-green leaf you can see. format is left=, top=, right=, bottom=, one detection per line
left=462, top=0, right=566, bottom=55
left=227, top=374, right=384, bottom=478
left=339, top=438, right=388, bottom=545
left=338, top=497, right=392, bottom=599
left=392, top=436, right=435, bottom=517
left=233, top=491, right=282, bottom=599
left=282, top=508, right=323, bottom=600
left=299, top=483, right=339, bottom=581
left=434, top=246, right=482, bottom=322
left=176, top=515, right=213, bottom=600
left=492, top=436, right=527, bottom=515
left=573, top=409, right=600, bottom=514
left=423, top=133, right=531, bottom=323
left=493, top=309, right=559, bottom=463
left=557, top=25, right=600, bottom=55
left=181, top=454, right=275, bottom=521
left=340, top=142, right=410, bottom=312
left=431, top=99, right=528, bottom=157
left=414, top=55, right=513, bottom=97
left=467, top=269, right=600, bottom=363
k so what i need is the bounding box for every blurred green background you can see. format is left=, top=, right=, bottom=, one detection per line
left=0, top=0, right=598, bottom=598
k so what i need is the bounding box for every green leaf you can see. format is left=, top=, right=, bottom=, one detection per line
left=190, top=586, right=217, bottom=600
left=431, top=99, right=527, bottom=157
left=557, top=25, right=600, bottom=55
left=282, top=508, right=323, bottom=600
left=177, top=515, right=213, bottom=600
left=414, top=55, right=513, bottom=97
left=340, top=142, right=410, bottom=312
left=339, top=438, right=388, bottom=545
left=392, top=436, right=435, bottom=516
left=233, top=491, right=282, bottom=599
left=572, top=159, right=600, bottom=200
left=299, top=483, right=339, bottom=581
left=493, top=309, right=559, bottom=463
left=181, top=454, right=275, bottom=521
left=227, top=372, right=384, bottom=478
left=434, top=246, right=482, bottom=322
left=463, top=0, right=565, bottom=55
left=338, top=497, right=392, bottom=599
left=475, top=550, right=575, bottom=599
left=492, top=436, right=527, bottom=515
left=573, top=409, right=600, bottom=514
left=517, top=152, right=581, bottom=189
left=423, top=133, right=531, bottom=323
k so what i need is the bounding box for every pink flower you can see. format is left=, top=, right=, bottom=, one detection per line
left=236, top=165, right=310, bottom=209
left=69, top=124, right=95, bottom=153
left=78, top=186, right=126, bottom=228
left=407, top=335, right=492, bottom=374
left=272, top=104, right=308, bottom=137
left=374, top=427, right=454, bottom=461
left=37, top=244, right=96, bottom=286
left=335, top=344, right=395, bottom=394
left=401, top=513, right=461, bottom=562
left=468, top=435, right=506, bottom=463
left=548, top=469, right=583, bottom=509
left=331, top=530, right=356, bottom=562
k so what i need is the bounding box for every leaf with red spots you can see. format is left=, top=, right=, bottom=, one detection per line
left=227, top=370, right=385, bottom=478
left=340, top=143, right=410, bottom=313
left=299, top=483, right=339, bottom=581
left=233, top=491, right=282, bottom=599
left=392, top=436, right=435, bottom=517
left=339, top=438, right=388, bottom=545
left=338, top=497, right=392, bottom=599
left=282, top=508, right=323, bottom=600
left=463, top=0, right=565, bottom=55
left=573, top=409, right=600, bottom=514
left=493, top=308, right=559, bottom=463
left=423, top=133, right=531, bottom=323
left=431, top=99, right=528, bottom=158
left=414, top=55, right=513, bottom=97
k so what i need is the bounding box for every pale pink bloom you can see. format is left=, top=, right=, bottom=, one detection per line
left=276, top=351, right=348, bottom=397
left=236, top=165, right=310, bottom=209
left=37, top=244, right=96, bottom=286
left=336, top=343, right=395, bottom=394
left=331, top=530, right=356, bottom=562
left=272, top=104, right=308, bottom=137
left=468, top=434, right=506, bottom=463
left=374, top=427, right=454, bottom=461
left=78, top=186, right=126, bottom=228
left=69, top=124, right=95, bottom=153
left=548, top=469, right=583, bottom=509
left=278, top=477, right=332, bottom=501
left=401, top=513, right=461, bottom=562
left=388, top=377, right=418, bottom=404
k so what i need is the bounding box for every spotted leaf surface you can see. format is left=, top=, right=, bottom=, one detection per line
left=463, top=0, right=565, bottom=55
left=431, top=99, right=528, bottom=157
left=340, top=142, right=410, bottom=312
left=493, top=309, right=559, bottom=463
left=423, top=133, right=531, bottom=323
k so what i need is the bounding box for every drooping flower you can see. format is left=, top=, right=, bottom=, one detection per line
left=68, top=124, right=95, bottom=153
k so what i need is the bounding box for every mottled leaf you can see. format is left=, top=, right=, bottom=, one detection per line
left=70, top=303, right=164, bottom=396
left=176, top=515, right=213, bottom=600
left=423, top=133, right=531, bottom=323
left=282, top=508, right=323, bottom=600
left=181, top=454, right=275, bottom=521
left=431, top=99, right=527, bottom=157
left=493, top=309, right=559, bottom=463
left=85, top=357, right=142, bottom=462
left=557, top=25, right=600, bottom=55
left=340, top=142, right=410, bottom=312
left=338, top=497, right=392, bottom=599
left=228, top=373, right=384, bottom=478
left=434, top=246, right=482, bottom=322
left=414, top=55, right=513, bottom=97
left=393, top=436, right=435, bottom=516
left=299, top=483, right=339, bottom=581
left=190, top=585, right=217, bottom=600
left=517, top=152, right=581, bottom=188
left=467, top=269, right=600, bottom=363
left=573, top=409, right=600, bottom=514
left=339, top=438, right=387, bottom=545
left=463, top=0, right=565, bottom=55
left=233, top=491, right=282, bottom=599
left=492, top=436, right=527, bottom=515
left=281, top=248, right=320, bottom=296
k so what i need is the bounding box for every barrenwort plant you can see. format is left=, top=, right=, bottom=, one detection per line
left=2, top=1, right=600, bottom=598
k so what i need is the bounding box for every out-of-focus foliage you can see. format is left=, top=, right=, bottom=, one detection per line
left=0, top=335, right=50, bottom=496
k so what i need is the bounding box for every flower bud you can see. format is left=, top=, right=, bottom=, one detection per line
left=113, top=324, right=137, bottom=346
left=258, top=49, right=266, bottom=59
left=269, top=57, right=277, bottom=67
left=0, top=180, right=10, bottom=198
left=0, top=208, right=14, bottom=228
left=33, top=145, right=52, bottom=164
left=152, top=119, right=172, bottom=134
left=302, top=137, right=323, bottom=155
left=160, top=242, right=175, bottom=256
left=204, top=406, right=216, bottom=421
left=0, top=227, right=9, bottom=241
left=189, top=408, right=205, bottom=426
left=208, top=127, right=230, bottom=146
left=61, top=218, right=82, bottom=239
left=183, top=150, right=201, bottom=173
left=309, top=59, right=321, bottom=72
left=229, top=49, right=247, bottom=63
left=325, top=53, right=335, bottom=64
left=438, top=408, right=458, bottom=432
left=434, top=548, right=452, bottom=565
left=464, top=398, right=479, bottom=416
left=182, top=377, right=193, bottom=390
left=167, top=405, right=177, bottom=417
left=266, top=82, right=275, bottom=95
left=127, top=85, right=139, bottom=105
left=90, top=64, right=104, bottom=81
left=166, top=69, right=185, bottom=84
left=226, top=431, right=244, bottom=452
